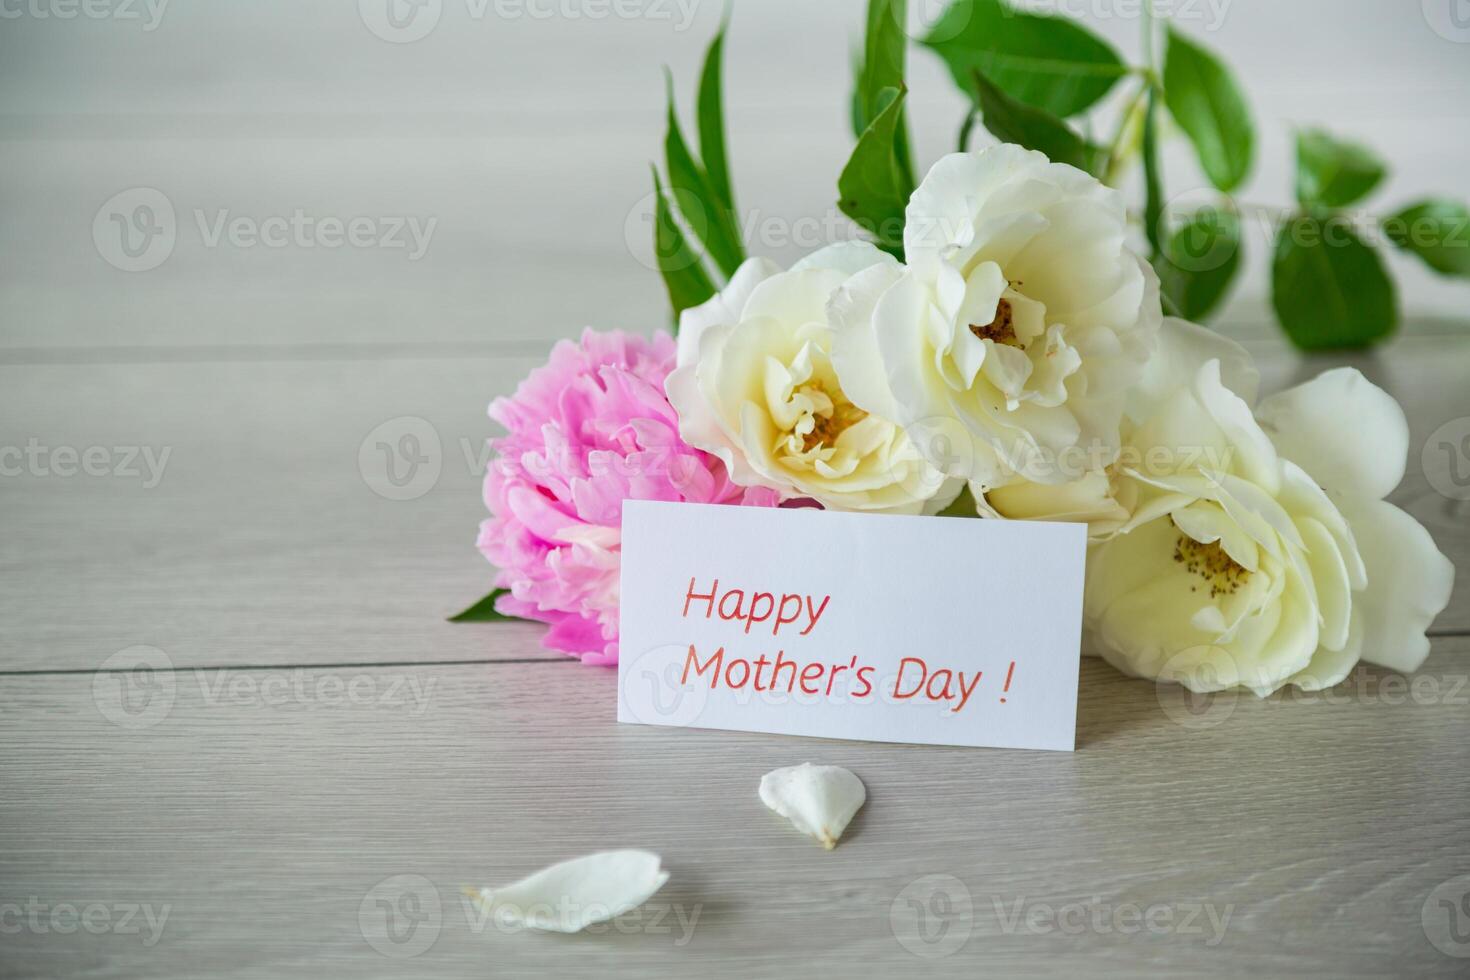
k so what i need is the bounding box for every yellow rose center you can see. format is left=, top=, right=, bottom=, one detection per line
left=795, top=382, right=868, bottom=453
left=969, top=298, right=1023, bottom=349
left=1173, top=533, right=1251, bottom=599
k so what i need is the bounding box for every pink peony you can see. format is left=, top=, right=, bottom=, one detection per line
left=478, top=328, right=779, bottom=664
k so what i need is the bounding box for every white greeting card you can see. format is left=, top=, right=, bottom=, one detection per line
left=617, top=501, right=1086, bottom=751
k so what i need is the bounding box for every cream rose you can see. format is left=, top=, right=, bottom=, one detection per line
left=830, top=145, right=1161, bottom=488
left=1016, top=358, right=1453, bottom=696
left=665, top=243, right=961, bottom=514
left=977, top=317, right=1262, bottom=535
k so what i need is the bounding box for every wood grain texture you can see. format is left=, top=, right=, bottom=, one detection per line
left=3, top=2, right=1470, bottom=353
left=1, top=10, right=1467, bottom=972
left=2, top=637, right=1468, bottom=979
left=0, top=356, right=558, bottom=671
left=2, top=340, right=1465, bottom=674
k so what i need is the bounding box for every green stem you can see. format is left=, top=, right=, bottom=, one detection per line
left=1103, top=82, right=1149, bottom=184
left=1142, top=0, right=1158, bottom=74
left=958, top=109, right=978, bottom=153
left=1104, top=6, right=1161, bottom=188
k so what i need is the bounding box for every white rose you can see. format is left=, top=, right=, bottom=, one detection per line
left=977, top=317, right=1262, bottom=536
left=1080, top=361, right=1453, bottom=695
left=830, top=145, right=1161, bottom=488
left=665, top=243, right=962, bottom=514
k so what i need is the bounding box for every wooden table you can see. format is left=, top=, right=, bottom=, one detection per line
left=1, top=326, right=1467, bottom=979
left=3, top=0, right=1468, bottom=973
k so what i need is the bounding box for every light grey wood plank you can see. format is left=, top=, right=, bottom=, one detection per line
left=2, top=638, right=1468, bottom=979
left=0, top=356, right=556, bottom=670
left=2, top=340, right=1467, bottom=673
left=2, top=2, right=1469, bottom=352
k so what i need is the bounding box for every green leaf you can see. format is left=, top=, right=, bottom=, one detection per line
left=1162, top=25, right=1253, bottom=192
left=664, top=73, right=745, bottom=279
left=697, top=23, right=735, bottom=211
left=1272, top=214, right=1398, bottom=350
left=449, top=588, right=522, bottom=623
left=1157, top=207, right=1243, bottom=322
left=858, top=0, right=904, bottom=127
left=1295, top=128, right=1386, bottom=210
left=970, top=68, right=1092, bottom=172
left=856, top=0, right=915, bottom=189
left=838, top=86, right=913, bottom=257
left=1384, top=199, right=1470, bottom=278
left=923, top=0, right=1127, bottom=118
left=1141, top=86, right=1165, bottom=258
left=651, top=167, right=717, bottom=321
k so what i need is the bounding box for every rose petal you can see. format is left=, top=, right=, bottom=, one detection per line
left=791, top=240, right=899, bottom=278
left=1334, top=496, right=1454, bottom=672
left=1131, top=316, right=1259, bottom=420
left=677, top=257, right=780, bottom=367
left=466, top=850, right=670, bottom=933
left=829, top=262, right=906, bottom=421
left=1288, top=609, right=1365, bottom=692
left=759, top=763, right=866, bottom=850
left=1255, top=368, right=1409, bottom=500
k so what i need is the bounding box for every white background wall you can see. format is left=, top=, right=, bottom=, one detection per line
left=2, top=0, right=1467, bottom=352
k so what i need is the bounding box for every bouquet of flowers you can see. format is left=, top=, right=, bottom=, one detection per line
left=459, top=2, right=1455, bottom=697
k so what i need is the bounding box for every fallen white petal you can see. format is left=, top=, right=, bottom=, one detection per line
left=465, top=850, right=669, bottom=933
left=759, top=763, right=866, bottom=850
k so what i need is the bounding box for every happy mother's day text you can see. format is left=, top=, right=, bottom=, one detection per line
left=677, top=578, right=1016, bottom=715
